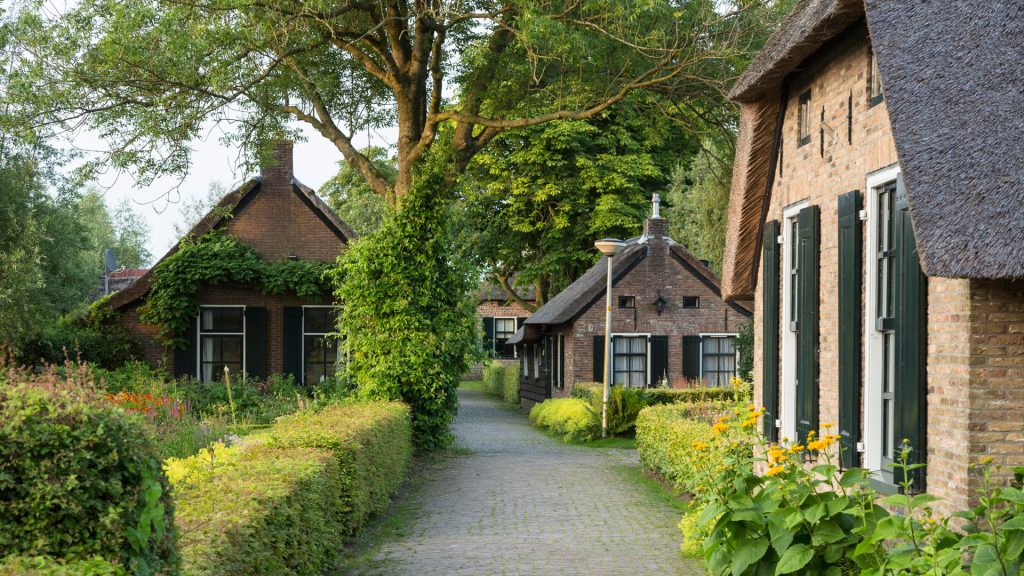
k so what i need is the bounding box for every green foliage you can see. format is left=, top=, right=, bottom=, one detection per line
left=0, top=376, right=178, bottom=573
left=663, top=140, right=733, bottom=275
left=335, top=165, right=480, bottom=451
left=139, top=233, right=333, bottom=348
left=735, top=321, right=754, bottom=382
left=572, top=383, right=738, bottom=410
left=482, top=361, right=505, bottom=397
left=166, top=401, right=411, bottom=576
left=528, top=398, right=599, bottom=442
left=501, top=363, right=520, bottom=405
left=320, top=148, right=394, bottom=236
left=0, top=556, right=125, bottom=576
left=17, top=313, right=142, bottom=369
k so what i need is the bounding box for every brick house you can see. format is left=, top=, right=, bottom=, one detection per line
left=721, top=0, right=1024, bottom=509
left=462, top=281, right=535, bottom=380
left=510, top=198, right=752, bottom=407
left=107, top=141, right=356, bottom=385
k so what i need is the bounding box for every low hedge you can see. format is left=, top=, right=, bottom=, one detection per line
left=0, top=556, right=125, bottom=576
left=482, top=361, right=504, bottom=396
left=528, top=398, right=598, bottom=441
left=0, top=380, right=178, bottom=574
left=166, top=401, right=411, bottom=576
left=501, top=364, right=519, bottom=405
left=572, top=383, right=737, bottom=406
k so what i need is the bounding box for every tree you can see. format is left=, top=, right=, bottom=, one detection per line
left=320, top=147, right=394, bottom=236
left=173, top=181, right=230, bottom=238
left=111, top=199, right=152, bottom=268
left=663, top=139, right=733, bottom=275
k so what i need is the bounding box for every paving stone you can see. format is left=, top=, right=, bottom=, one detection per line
left=353, top=388, right=705, bottom=575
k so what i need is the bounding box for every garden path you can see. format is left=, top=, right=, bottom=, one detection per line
left=348, top=387, right=704, bottom=575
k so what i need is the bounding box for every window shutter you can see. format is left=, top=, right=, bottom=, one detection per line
left=592, top=335, right=605, bottom=382
left=543, top=336, right=553, bottom=397
left=282, top=307, right=304, bottom=385
left=173, top=316, right=198, bottom=379
left=650, top=336, right=669, bottom=387
left=796, top=204, right=820, bottom=442
left=682, top=336, right=701, bottom=381
left=245, top=307, right=268, bottom=381
left=762, top=220, right=781, bottom=441
left=894, top=174, right=927, bottom=490
left=558, top=335, right=565, bottom=389
left=482, top=317, right=495, bottom=353
left=837, top=192, right=862, bottom=468
left=517, top=317, right=526, bottom=329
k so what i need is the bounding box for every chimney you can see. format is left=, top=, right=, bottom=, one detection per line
left=644, top=193, right=668, bottom=239
left=261, top=140, right=294, bottom=186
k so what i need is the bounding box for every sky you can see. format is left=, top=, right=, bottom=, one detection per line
left=81, top=122, right=398, bottom=262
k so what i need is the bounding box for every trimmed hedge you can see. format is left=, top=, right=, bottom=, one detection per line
left=529, top=398, right=598, bottom=441
left=501, top=364, right=519, bottom=405
left=0, top=556, right=125, bottom=576
left=166, top=401, right=412, bottom=576
left=0, top=381, right=177, bottom=573
left=572, top=383, right=737, bottom=406
left=482, top=361, right=504, bottom=397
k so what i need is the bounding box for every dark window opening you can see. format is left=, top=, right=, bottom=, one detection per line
left=612, top=335, right=647, bottom=388
left=682, top=296, right=700, bottom=309
left=798, top=91, right=812, bottom=147
left=876, top=181, right=897, bottom=482
left=617, top=295, right=635, bottom=309
left=494, top=317, right=517, bottom=359
left=789, top=215, right=801, bottom=332
left=199, top=306, right=244, bottom=382
left=869, top=51, right=884, bottom=106
left=303, top=307, right=339, bottom=385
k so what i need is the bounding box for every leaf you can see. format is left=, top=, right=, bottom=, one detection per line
left=839, top=467, right=868, bottom=488
left=769, top=522, right=794, bottom=557
left=969, top=543, right=1001, bottom=576
left=732, top=537, right=771, bottom=576
left=775, top=544, right=814, bottom=575
left=811, top=519, right=846, bottom=546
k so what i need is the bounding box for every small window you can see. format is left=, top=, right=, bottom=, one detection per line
left=199, top=306, right=245, bottom=382
left=702, top=336, right=737, bottom=387
left=798, top=91, right=812, bottom=147
left=303, top=307, right=339, bottom=385
left=612, top=335, right=647, bottom=388
left=682, top=296, right=700, bottom=309
left=869, top=51, right=884, bottom=106
left=617, top=295, right=635, bottom=309
left=493, top=317, right=517, bottom=359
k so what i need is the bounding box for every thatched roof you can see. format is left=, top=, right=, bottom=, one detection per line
left=864, top=0, right=1024, bottom=279
left=723, top=0, right=1024, bottom=299
left=107, top=177, right=356, bottom=310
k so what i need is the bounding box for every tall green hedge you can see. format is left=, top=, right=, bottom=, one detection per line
left=0, top=556, right=125, bottom=576
left=0, top=382, right=178, bottom=574
left=482, top=361, right=504, bottom=396
left=501, top=364, right=519, bottom=405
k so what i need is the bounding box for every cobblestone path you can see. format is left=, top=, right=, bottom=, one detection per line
left=352, top=387, right=704, bottom=575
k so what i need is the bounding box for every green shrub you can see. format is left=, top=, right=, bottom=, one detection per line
left=482, top=361, right=504, bottom=396
left=0, top=556, right=125, bottom=576
left=166, top=401, right=412, bottom=576
left=529, top=398, right=599, bottom=442
left=501, top=364, right=519, bottom=405
left=0, top=379, right=178, bottom=574
left=635, top=403, right=728, bottom=495
left=17, top=322, right=142, bottom=370
left=572, top=382, right=737, bottom=407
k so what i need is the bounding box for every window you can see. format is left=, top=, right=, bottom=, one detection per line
left=617, top=295, right=635, bottom=309
left=612, top=335, right=647, bottom=388
left=701, top=335, right=738, bottom=387
left=555, top=335, right=565, bottom=389
left=303, top=307, right=339, bottom=385
left=869, top=50, right=884, bottom=106
left=798, top=91, right=812, bottom=146
left=199, top=306, right=244, bottom=382
left=533, top=343, right=541, bottom=377
left=494, top=317, right=517, bottom=359
left=779, top=201, right=807, bottom=441
left=682, top=296, right=700, bottom=309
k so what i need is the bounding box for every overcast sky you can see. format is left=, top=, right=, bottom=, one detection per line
left=81, top=122, right=398, bottom=263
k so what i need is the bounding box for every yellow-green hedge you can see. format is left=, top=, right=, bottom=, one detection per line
left=635, top=403, right=730, bottom=493
left=166, top=401, right=411, bottom=576
left=0, top=556, right=124, bottom=576
left=529, top=398, right=598, bottom=441
left=501, top=364, right=519, bottom=405
left=482, top=361, right=504, bottom=396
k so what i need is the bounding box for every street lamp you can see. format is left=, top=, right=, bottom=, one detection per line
left=594, top=237, right=627, bottom=438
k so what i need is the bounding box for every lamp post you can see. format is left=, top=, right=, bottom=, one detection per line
left=594, top=238, right=627, bottom=438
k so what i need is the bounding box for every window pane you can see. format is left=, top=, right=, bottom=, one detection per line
left=304, top=308, right=334, bottom=333
left=221, top=336, right=242, bottom=363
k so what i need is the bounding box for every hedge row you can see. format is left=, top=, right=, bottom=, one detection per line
left=635, top=403, right=729, bottom=493
left=528, top=398, right=597, bottom=441
left=167, top=401, right=412, bottom=576
left=0, top=557, right=125, bottom=576
left=571, top=383, right=737, bottom=407
left=482, top=361, right=520, bottom=405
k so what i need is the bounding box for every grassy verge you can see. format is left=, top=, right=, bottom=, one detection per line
left=458, top=380, right=486, bottom=392
left=613, top=463, right=705, bottom=561
left=566, top=435, right=637, bottom=449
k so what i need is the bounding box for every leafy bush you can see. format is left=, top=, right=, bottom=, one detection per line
left=572, top=382, right=737, bottom=407
left=17, top=322, right=142, bottom=370
left=501, top=363, right=519, bottom=405
left=482, top=361, right=504, bottom=397
left=0, top=372, right=178, bottom=575
left=529, top=398, right=599, bottom=442
left=167, top=401, right=411, bottom=575
left=0, top=556, right=125, bottom=576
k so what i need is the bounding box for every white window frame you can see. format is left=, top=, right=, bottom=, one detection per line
left=196, top=305, right=246, bottom=382
left=698, top=333, right=740, bottom=386
left=301, top=305, right=340, bottom=386
left=780, top=200, right=808, bottom=441
left=863, top=164, right=901, bottom=474
left=493, top=316, right=518, bottom=359
left=610, top=332, right=652, bottom=388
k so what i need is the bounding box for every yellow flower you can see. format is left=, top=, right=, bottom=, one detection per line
left=788, top=444, right=805, bottom=453
left=693, top=441, right=709, bottom=451
left=765, top=465, right=785, bottom=477
left=712, top=422, right=730, bottom=434
left=742, top=418, right=757, bottom=428
left=747, top=405, right=756, bottom=411
left=822, top=423, right=834, bottom=429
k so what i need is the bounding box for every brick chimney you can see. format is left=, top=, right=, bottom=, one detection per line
left=260, top=140, right=294, bottom=187
left=644, top=193, right=669, bottom=239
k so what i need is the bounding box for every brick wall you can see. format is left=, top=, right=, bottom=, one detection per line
left=477, top=300, right=534, bottom=319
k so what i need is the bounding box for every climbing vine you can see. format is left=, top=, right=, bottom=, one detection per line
left=137, top=233, right=333, bottom=348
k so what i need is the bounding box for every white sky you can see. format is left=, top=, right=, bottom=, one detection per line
left=79, top=122, right=398, bottom=262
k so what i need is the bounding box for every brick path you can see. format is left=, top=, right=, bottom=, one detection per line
left=353, top=387, right=704, bottom=575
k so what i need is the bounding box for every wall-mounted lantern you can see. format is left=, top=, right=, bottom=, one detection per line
left=653, top=294, right=667, bottom=316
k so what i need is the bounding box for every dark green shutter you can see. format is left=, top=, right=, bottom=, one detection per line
left=543, top=335, right=553, bottom=397
left=282, top=307, right=303, bottom=385
left=482, top=317, right=495, bottom=354
left=558, top=335, right=565, bottom=389
left=762, top=220, right=781, bottom=441
left=592, top=335, right=605, bottom=382
left=838, top=191, right=862, bottom=468
left=245, top=307, right=268, bottom=381
left=894, top=174, right=927, bottom=490
left=796, top=204, right=820, bottom=442
left=650, top=335, right=669, bottom=387
left=174, top=315, right=198, bottom=379
left=682, top=336, right=701, bottom=381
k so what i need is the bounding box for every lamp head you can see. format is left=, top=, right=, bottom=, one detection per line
left=594, top=238, right=627, bottom=257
